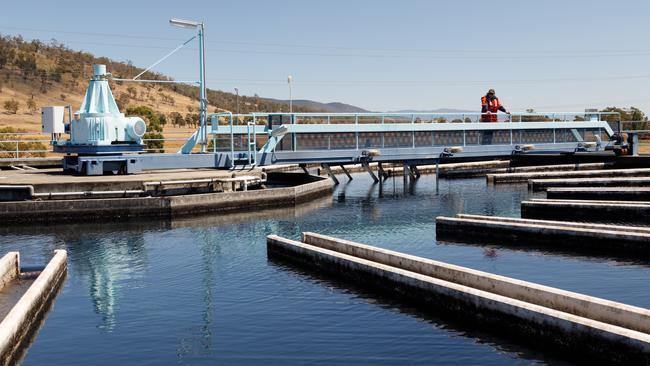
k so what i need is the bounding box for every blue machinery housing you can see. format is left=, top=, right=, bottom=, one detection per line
left=64, top=110, right=616, bottom=175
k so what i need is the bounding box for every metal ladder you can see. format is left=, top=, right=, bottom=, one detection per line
left=246, top=121, right=257, bottom=166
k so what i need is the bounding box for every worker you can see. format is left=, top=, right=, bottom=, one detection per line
left=481, top=89, right=509, bottom=122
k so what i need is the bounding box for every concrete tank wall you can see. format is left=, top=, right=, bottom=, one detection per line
left=0, top=250, right=67, bottom=365
left=267, top=234, right=650, bottom=364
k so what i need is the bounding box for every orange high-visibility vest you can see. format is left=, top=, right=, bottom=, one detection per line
left=481, top=95, right=501, bottom=122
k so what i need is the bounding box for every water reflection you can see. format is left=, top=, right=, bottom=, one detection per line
left=176, top=228, right=219, bottom=359
left=62, top=231, right=148, bottom=331
left=0, top=195, right=331, bottom=335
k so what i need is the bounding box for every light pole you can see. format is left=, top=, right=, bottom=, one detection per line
left=170, top=18, right=207, bottom=153
left=234, top=87, right=239, bottom=115
left=287, top=75, right=293, bottom=113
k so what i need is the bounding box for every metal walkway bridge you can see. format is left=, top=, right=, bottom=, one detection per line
left=65, top=111, right=618, bottom=175
left=209, top=111, right=616, bottom=168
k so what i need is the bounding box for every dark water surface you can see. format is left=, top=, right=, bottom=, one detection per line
left=2, top=174, right=649, bottom=365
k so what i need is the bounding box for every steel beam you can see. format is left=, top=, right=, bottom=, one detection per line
left=362, top=162, right=379, bottom=183
left=377, top=162, right=389, bottom=181
left=340, top=165, right=353, bottom=181
left=321, top=163, right=339, bottom=185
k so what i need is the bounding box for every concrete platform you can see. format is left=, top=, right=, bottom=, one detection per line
left=0, top=168, right=262, bottom=194
left=529, top=177, right=650, bottom=191
left=436, top=214, right=650, bottom=259
left=0, top=174, right=333, bottom=224
left=547, top=187, right=650, bottom=201
left=487, top=167, right=650, bottom=184
left=267, top=233, right=650, bottom=364
left=521, top=198, right=650, bottom=224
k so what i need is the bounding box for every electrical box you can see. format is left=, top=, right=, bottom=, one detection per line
left=42, top=106, right=65, bottom=133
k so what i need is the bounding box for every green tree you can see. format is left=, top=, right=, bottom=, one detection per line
left=599, top=106, right=647, bottom=122
left=14, top=53, right=36, bottom=79
left=599, top=106, right=649, bottom=130
left=26, top=98, right=37, bottom=114
left=3, top=99, right=19, bottom=114
left=0, top=42, right=14, bottom=70
left=126, top=105, right=165, bottom=153
left=185, top=113, right=199, bottom=128
left=169, top=112, right=184, bottom=127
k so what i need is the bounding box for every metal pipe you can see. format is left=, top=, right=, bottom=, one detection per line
left=143, top=177, right=265, bottom=186
left=33, top=190, right=145, bottom=199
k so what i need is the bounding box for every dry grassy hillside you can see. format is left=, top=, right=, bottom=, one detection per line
left=0, top=76, right=208, bottom=133
left=0, top=34, right=316, bottom=136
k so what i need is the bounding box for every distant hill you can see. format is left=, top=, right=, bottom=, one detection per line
left=262, top=98, right=370, bottom=113
left=0, top=34, right=324, bottom=132
left=388, top=108, right=475, bottom=114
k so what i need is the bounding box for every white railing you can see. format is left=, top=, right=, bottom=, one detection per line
left=0, top=131, right=197, bottom=159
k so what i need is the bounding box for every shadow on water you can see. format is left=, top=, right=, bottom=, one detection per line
left=437, top=239, right=650, bottom=268
left=267, top=257, right=573, bottom=366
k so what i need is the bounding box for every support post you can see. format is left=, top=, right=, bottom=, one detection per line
left=631, top=132, right=639, bottom=157
left=403, top=162, right=408, bottom=187
left=340, top=165, right=353, bottom=181
left=321, top=163, right=339, bottom=185
left=362, top=162, right=379, bottom=183
left=408, top=165, right=420, bottom=180
left=435, top=159, right=440, bottom=194
left=301, top=165, right=309, bottom=175
left=198, top=24, right=207, bottom=153
left=377, top=162, right=388, bottom=181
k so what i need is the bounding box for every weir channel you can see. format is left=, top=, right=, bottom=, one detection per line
left=1, top=172, right=649, bottom=365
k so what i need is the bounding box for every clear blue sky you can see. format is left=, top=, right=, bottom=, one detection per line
left=2, top=0, right=650, bottom=113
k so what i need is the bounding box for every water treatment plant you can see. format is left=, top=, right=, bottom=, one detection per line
left=2, top=3, right=650, bottom=365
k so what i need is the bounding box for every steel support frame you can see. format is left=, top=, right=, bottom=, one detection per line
left=362, top=161, right=379, bottom=183
left=340, top=165, right=353, bottom=181
left=253, top=142, right=595, bottom=166
left=321, top=163, right=339, bottom=185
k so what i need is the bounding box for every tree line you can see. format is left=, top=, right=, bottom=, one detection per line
left=0, top=33, right=319, bottom=116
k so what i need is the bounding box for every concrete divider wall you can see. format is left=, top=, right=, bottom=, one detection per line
left=301, top=232, right=650, bottom=334
left=521, top=199, right=650, bottom=224
left=529, top=177, right=650, bottom=191
left=547, top=187, right=650, bottom=201
left=0, top=250, right=67, bottom=365
left=0, top=253, right=19, bottom=291
left=0, top=196, right=171, bottom=223
left=487, top=167, right=650, bottom=184
left=169, top=177, right=332, bottom=217
left=436, top=216, right=650, bottom=256
left=455, top=214, right=650, bottom=234
left=0, top=176, right=333, bottom=223
left=267, top=235, right=650, bottom=364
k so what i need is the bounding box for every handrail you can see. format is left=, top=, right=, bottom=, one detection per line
left=209, top=111, right=621, bottom=118
left=207, top=111, right=622, bottom=128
